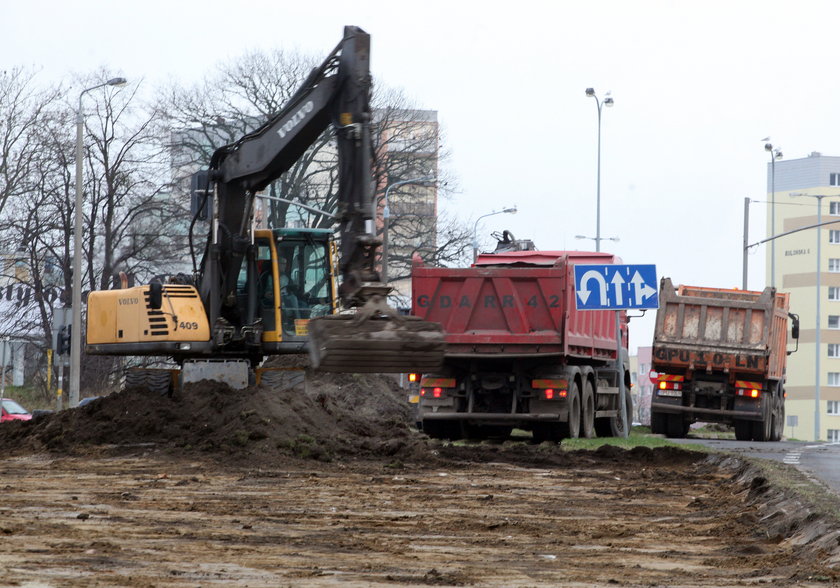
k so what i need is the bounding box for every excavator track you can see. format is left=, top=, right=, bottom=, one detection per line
left=308, top=314, right=445, bottom=373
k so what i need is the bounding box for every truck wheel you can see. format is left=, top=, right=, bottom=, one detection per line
left=734, top=420, right=752, bottom=441
left=751, top=395, right=773, bottom=442
left=422, top=421, right=462, bottom=441
left=581, top=379, right=596, bottom=438
left=771, top=392, right=785, bottom=442
left=559, top=381, right=581, bottom=439
left=650, top=411, right=667, bottom=435
left=664, top=414, right=686, bottom=438
left=532, top=423, right=562, bottom=443
left=609, top=389, right=634, bottom=437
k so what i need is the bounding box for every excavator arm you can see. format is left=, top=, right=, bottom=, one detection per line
left=197, top=26, right=444, bottom=372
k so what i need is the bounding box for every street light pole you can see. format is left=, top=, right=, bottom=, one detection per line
left=742, top=197, right=751, bottom=290
left=764, top=142, right=782, bottom=287
left=472, top=207, right=517, bottom=262
left=70, top=77, right=127, bottom=408
left=791, top=192, right=827, bottom=441
left=586, top=88, right=614, bottom=252
left=381, top=177, right=436, bottom=284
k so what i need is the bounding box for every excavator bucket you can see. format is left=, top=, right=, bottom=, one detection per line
left=308, top=314, right=446, bottom=373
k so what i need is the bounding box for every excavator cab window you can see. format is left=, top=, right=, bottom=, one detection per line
left=276, top=236, right=333, bottom=337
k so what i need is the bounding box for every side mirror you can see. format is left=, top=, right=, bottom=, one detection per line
left=789, top=312, right=800, bottom=340
left=149, top=282, right=163, bottom=310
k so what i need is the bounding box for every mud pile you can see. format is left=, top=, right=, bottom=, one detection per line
left=0, top=358, right=428, bottom=465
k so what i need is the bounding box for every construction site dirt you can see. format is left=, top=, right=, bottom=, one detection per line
left=1, top=361, right=839, bottom=587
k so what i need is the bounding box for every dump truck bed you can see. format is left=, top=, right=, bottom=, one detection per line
left=411, top=251, right=624, bottom=361
left=652, top=277, right=790, bottom=379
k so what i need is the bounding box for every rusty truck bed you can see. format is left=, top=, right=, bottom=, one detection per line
left=652, top=277, right=790, bottom=379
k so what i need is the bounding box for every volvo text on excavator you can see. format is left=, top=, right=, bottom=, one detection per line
left=85, top=26, right=445, bottom=390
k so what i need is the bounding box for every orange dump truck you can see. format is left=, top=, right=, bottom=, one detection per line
left=650, top=277, right=799, bottom=441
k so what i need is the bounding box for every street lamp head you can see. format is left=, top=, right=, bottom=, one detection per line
left=107, top=77, right=128, bottom=87
left=765, top=142, right=773, bottom=152
left=604, top=96, right=614, bottom=107
left=585, top=87, right=595, bottom=97
left=503, top=206, right=517, bottom=214
left=775, top=149, right=783, bottom=160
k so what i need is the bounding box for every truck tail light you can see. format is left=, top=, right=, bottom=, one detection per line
left=543, top=389, right=568, bottom=400
left=655, top=375, right=684, bottom=398
left=532, top=378, right=568, bottom=400
left=420, top=387, right=446, bottom=398
left=735, top=380, right=763, bottom=398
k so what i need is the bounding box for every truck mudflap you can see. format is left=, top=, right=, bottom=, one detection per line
left=308, top=313, right=446, bottom=373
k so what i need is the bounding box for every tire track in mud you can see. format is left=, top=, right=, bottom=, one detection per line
left=0, top=449, right=837, bottom=587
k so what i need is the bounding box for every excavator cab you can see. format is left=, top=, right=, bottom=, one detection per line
left=244, top=228, right=336, bottom=352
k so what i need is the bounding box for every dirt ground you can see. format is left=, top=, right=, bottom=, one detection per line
left=0, top=359, right=839, bottom=587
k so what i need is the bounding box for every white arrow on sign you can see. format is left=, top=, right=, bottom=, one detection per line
left=577, top=270, right=608, bottom=306
left=610, top=271, right=625, bottom=306
left=630, top=271, right=657, bottom=305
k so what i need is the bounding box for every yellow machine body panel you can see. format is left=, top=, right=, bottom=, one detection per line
left=87, top=284, right=210, bottom=345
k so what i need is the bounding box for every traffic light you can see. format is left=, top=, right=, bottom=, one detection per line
left=57, top=325, right=71, bottom=356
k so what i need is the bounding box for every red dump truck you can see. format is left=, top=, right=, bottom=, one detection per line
left=650, top=277, right=799, bottom=441
left=410, top=243, right=631, bottom=442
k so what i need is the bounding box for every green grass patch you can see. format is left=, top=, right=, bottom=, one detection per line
left=560, top=427, right=711, bottom=452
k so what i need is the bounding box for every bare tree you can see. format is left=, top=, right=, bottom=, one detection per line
left=0, top=71, right=177, bottom=397
left=0, top=67, right=61, bottom=219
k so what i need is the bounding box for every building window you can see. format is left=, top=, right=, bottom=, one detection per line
left=830, top=287, right=840, bottom=300
left=832, top=173, right=840, bottom=186
left=831, top=230, right=840, bottom=244
left=829, top=401, right=840, bottom=415
left=831, top=259, right=840, bottom=272
left=829, top=372, right=840, bottom=386
left=832, top=202, right=840, bottom=216
left=830, top=344, right=840, bottom=358
left=829, top=429, right=840, bottom=443
left=830, top=315, right=840, bottom=329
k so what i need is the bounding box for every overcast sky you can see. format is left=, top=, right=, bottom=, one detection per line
left=3, top=0, right=837, bottom=350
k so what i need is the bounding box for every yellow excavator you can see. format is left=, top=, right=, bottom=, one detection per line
left=85, top=26, right=445, bottom=391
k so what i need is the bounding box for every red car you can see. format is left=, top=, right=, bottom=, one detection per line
left=1, top=399, right=32, bottom=422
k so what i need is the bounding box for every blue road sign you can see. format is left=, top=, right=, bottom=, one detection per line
left=573, top=264, right=658, bottom=310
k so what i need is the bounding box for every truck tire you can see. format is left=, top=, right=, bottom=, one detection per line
left=734, top=420, right=752, bottom=441
left=664, top=414, right=687, bottom=438
left=771, top=391, right=785, bottom=442
left=581, top=379, right=596, bottom=438
left=532, top=422, right=563, bottom=443
left=422, top=420, right=462, bottom=441
left=558, top=381, right=581, bottom=439
left=463, top=424, right=512, bottom=441
left=609, top=388, right=634, bottom=437
left=650, top=411, right=667, bottom=435
left=751, top=395, right=773, bottom=442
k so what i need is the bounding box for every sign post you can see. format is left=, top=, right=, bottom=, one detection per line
left=51, top=306, right=71, bottom=411
left=573, top=264, right=658, bottom=438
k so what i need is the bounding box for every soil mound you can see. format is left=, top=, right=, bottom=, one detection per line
left=0, top=360, right=429, bottom=466
left=0, top=356, right=707, bottom=471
